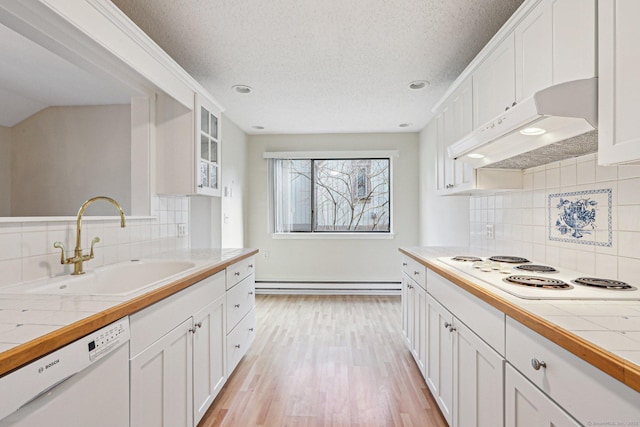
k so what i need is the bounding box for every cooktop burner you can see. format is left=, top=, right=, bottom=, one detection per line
left=573, top=277, right=636, bottom=291
left=514, top=264, right=558, bottom=273
left=504, top=275, right=573, bottom=289
left=451, top=256, right=483, bottom=262
left=489, top=256, right=530, bottom=264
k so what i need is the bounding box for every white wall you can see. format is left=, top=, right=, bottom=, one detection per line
left=470, top=153, right=640, bottom=283
left=0, top=126, right=10, bottom=216
left=221, top=116, right=248, bottom=248
left=418, top=121, right=470, bottom=246
left=11, top=105, right=131, bottom=216
left=247, top=132, right=419, bottom=283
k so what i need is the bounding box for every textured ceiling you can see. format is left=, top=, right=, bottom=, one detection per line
left=112, top=0, right=524, bottom=134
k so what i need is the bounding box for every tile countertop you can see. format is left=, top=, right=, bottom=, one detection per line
left=400, top=246, right=640, bottom=393
left=0, top=248, right=258, bottom=377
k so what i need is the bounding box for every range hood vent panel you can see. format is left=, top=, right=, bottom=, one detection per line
left=448, top=78, right=598, bottom=169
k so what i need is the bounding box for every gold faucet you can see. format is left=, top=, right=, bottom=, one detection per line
left=54, top=196, right=126, bottom=275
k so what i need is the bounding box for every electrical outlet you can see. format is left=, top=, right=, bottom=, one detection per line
left=485, top=224, right=494, bottom=239
left=177, top=223, right=186, bottom=237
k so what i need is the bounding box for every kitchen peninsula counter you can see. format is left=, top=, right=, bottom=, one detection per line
left=400, top=246, right=640, bottom=393
left=0, top=248, right=258, bottom=377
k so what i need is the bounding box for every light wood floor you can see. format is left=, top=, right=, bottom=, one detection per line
left=199, top=295, right=447, bottom=427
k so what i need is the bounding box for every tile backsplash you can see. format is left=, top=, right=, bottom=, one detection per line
left=0, top=195, right=189, bottom=286
left=470, top=153, right=640, bottom=283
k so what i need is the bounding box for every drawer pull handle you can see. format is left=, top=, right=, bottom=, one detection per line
left=402, top=262, right=408, bottom=266
left=531, top=358, right=547, bottom=371
left=235, top=344, right=241, bottom=349
left=234, top=272, right=240, bottom=276
left=234, top=304, right=241, bottom=308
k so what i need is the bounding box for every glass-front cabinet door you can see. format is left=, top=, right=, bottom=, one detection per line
left=196, top=95, right=221, bottom=196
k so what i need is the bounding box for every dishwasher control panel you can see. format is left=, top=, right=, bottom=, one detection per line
left=87, top=320, right=129, bottom=362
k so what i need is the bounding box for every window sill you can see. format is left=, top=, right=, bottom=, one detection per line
left=272, top=232, right=395, bottom=240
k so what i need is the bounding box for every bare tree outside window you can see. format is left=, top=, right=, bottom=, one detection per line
left=272, top=158, right=390, bottom=233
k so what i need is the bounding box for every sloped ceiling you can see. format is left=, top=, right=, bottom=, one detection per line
left=112, top=0, right=524, bottom=134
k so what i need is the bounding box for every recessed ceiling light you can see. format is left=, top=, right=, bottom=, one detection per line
left=467, top=153, right=484, bottom=159
left=232, top=84, right=253, bottom=94
left=252, top=125, right=265, bottom=130
left=408, top=80, right=430, bottom=90
left=399, top=122, right=413, bottom=128
left=520, top=127, right=546, bottom=136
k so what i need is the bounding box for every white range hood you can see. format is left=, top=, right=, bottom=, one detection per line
left=448, top=78, right=598, bottom=168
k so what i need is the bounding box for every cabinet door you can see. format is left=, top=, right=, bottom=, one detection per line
left=401, top=274, right=411, bottom=344
left=130, top=318, right=194, bottom=427
left=505, top=364, right=581, bottom=427
left=196, top=94, right=222, bottom=196
left=598, top=0, right=640, bottom=165
left=515, top=0, right=552, bottom=102
left=403, top=275, right=415, bottom=350
left=450, top=80, right=474, bottom=187
left=473, top=33, right=515, bottom=128
left=412, top=284, right=428, bottom=378
left=193, top=295, right=226, bottom=425
left=453, top=320, right=504, bottom=427
left=425, top=295, right=454, bottom=426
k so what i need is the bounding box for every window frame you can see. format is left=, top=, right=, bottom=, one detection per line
left=264, top=151, right=396, bottom=238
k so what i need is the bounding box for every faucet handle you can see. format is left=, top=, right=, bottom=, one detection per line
left=88, top=237, right=101, bottom=260
left=53, top=241, right=66, bottom=264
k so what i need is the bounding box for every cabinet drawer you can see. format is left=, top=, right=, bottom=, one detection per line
left=226, top=307, right=256, bottom=376
left=427, top=269, right=505, bottom=355
left=506, top=317, right=640, bottom=425
left=401, top=256, right=426, bottom=289
left=226, top=256, right=256, bottom=289
left=130, top=271, right=225, bottom=357
left=226, top=274, right=255, bottom=333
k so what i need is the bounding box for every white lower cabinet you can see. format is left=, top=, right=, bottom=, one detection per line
left=505, top=364, right=580, bottom=427
left=453, top=320, right=503, bottom=427
left=426, top=294, right=454, bottom=425
left=193, top=295, right=226, bottom=425
left=401, top=257, right=427, bottom=377
left=129, top=259, right=257, bottom=427
left=131, top=318, right=194, bottom=427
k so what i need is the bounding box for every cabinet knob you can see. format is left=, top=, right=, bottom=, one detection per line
left=413, top=271, right=419, bottom=276
left=189, top=327, right=197, bottom=334
left=234, top=272, right=240, bottom=276
left=248, top=264, right=254, bottom=268
left=195, top=322, right=202, bottom=329
left=249, top=328, right=254, bottom=332
left=444, top=322, right=451, bottom=329
left=235, top=344, right=241, bottom=349
left=402, top=262, right=408, bottom=266
left=448, top=326, right=456, bottom=333
left=234, top=304, right=240, bottom=308
left=248, top=291, right=254, bottom=295
left=531, top=358, right=547, bottom=371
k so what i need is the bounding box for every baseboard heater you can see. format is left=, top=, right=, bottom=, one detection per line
left=255, top=281, right=401, bottom=295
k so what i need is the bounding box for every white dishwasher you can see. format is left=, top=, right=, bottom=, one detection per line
left=0, top=317, right=130, bottom=426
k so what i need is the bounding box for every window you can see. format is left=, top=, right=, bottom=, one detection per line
left=270, top=157, right=391, bottom=233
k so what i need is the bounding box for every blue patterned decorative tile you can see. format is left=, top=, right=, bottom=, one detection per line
left=548, top=188, right=612, bottom=247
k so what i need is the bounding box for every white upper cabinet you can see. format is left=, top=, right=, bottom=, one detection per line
left=515, top=0, right=596, bottom=102
left=156, top=92, right=223, bottom=196
left=473, top=33, right=516, bottom=129
left=598, top=0, right=640, bottom=165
